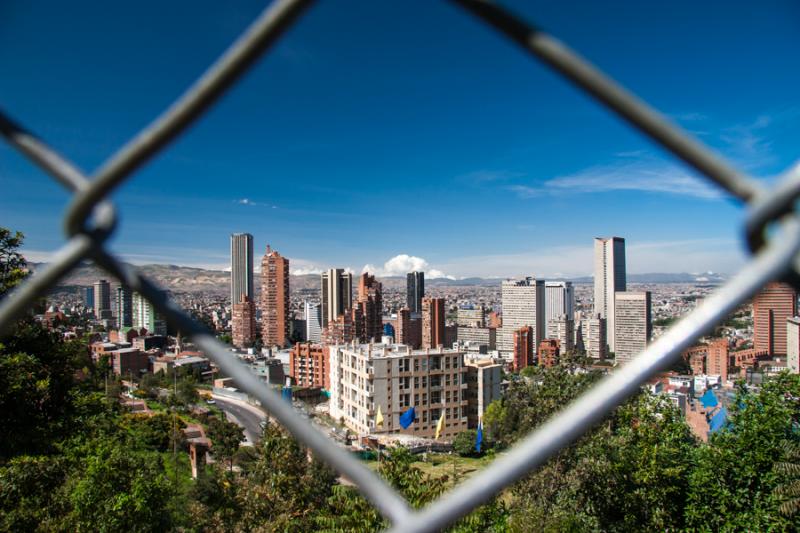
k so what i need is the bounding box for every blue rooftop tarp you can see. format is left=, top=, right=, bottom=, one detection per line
left=709, top=407, right=728, bottom=433
left=700, top=389, right=719, bottom=409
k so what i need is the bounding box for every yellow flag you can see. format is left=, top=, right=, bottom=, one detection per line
left=434, top=410, right=445, bottom=440
left=375, top=405, right=384, bottom=427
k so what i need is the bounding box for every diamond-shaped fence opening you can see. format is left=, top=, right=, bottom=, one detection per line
left=2, top=1, right=800, bottom=531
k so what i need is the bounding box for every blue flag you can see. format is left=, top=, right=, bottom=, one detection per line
left=475, top=420, right=483, bottom=453
left=399, top=406, right=416, bottom=429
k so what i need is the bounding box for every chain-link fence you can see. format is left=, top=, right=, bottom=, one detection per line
left=2, top=1, right=799, bottom=531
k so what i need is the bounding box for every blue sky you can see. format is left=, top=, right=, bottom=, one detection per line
left=2, top=0, right=799, bottom=278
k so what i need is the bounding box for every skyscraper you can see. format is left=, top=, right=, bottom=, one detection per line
left=114, top=285, right=133, bottom=329
left=753, top=282, right=797, bottom=356
left=321, top=269, right=353, bottom=328
left=499, top=277, right=545, bottom=352
left=84, top=286, right=94, bottom=314
left=357, top=273, right=383, bottom=342
left=304, top=301, right=322, bottom=343
left=614, top=291, right=652, bottom=366
left=93, top=279, right=112, bottom=320
left=261, top=245, right=290, bottom=348
left=594, top=237, right=626, bottom=353
left=545, top=281, right=574, bottom=325
left=407, top=271, right=425, bottom=314
left=585, top=314, right=607, bottom=359
left=230, top=233, right=254, bottom=306
left=422, top=297, right=446, bottom=348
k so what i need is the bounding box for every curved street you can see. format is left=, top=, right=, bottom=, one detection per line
left=212, top=395, right=266, bottom=445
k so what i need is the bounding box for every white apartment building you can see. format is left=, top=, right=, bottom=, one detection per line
left=329, top=343, right=469, bottom=439
left=787, top=316, right=800, bottom=374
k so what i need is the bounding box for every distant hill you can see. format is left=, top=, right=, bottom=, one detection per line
left=29, top=261, right=727, bottom=295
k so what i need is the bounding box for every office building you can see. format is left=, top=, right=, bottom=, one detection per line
left=422, top=297, right=446, bottom=348
left=322, top=268, right=353, bottom=328
left=585, top=314, right=607, bottom=359
left=321, top=312, right=356, bottom=345
left=84, top=286, right=94, bottom=314
left=329, top=343, right=468, bottom=439
left=132, top=292, right=167, bottom=335
left=500, top=277, right=545, bottom=352
left=513, top=326, right=534, bottom=372
left=406, top=271, right=425, bottom=314
left=305, top=301, right=322, bottom=343
left=230, top=233, right=254, bottom=306
left=545, top=281, right=574, bottom=336
left=753, top=282, right=797, bottom=356
left=261, top=245, right=290, bottom=348
left=232, top=295, right=257, bottom=349
left=114, top=285, right=133, bottom=328
left=787, top=316, right=800, bottom=374
left=550, top=314, right=574, bottom=353
left=456, top=326, right=496, bottom=350
left=614, top=291, right=652, bottom=366
left=594, top=237, right=626, bottom=352
left=93, top=279, right=112, bottom=320
left=290, top=342, right=329, bottom=388
left=357, top=273, right=383, bottom=342
left=457, top=306, right=486, bottom=328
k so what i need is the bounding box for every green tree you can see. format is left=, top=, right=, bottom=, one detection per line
left=686, top=373, right=800, bottom=530
left=66, top=441, right=172, bottom=532
left=453, top=429, right=481, bottom=457
left=0, top=227, right=27, bottom=298
left=774, top=440, right=800, bottom=517
left=207, top=416, right=245, bottom=472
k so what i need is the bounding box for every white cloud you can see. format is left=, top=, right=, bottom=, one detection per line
left=509, top=160, right=723, bottom=200
left=362, top=254, right=455, bottom=280
left=290, top=258, right=325, bottom=276
left=237, top=198, right=257, bottom=206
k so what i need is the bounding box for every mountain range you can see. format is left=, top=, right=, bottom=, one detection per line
left=29, top=262, right=727, bottom=295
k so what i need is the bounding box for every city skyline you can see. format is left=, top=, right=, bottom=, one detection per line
left=4, top=2, right=799, bottom=279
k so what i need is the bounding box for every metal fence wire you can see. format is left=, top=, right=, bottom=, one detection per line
left=1, top=1, right=799, bottom=531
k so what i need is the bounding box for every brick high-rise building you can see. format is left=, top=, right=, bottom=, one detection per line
left=513, top=326, right=534, bottom=372
left=707, top=338, right=729, bottom=381
left=753, top=282, right=797, bottom=357
left=321, top=312, right=355, bottom=345
left=321, top=268, right=353, bottom=328
left=538, top=339, right=560, bottom=368
left=232, top=295, right=257, bottom=349
left=422, top=297, right=446, bottom=348
left=395, top=308, right=421, bottom=349
left=594, top=237, right=626, bottom=352
left=290, top=342, right=329, bottom=388
left=357, top=273, right=383, bottom=342
left=230, top=233, right=254, bottom=306
left=406, top=271, right=425, bottom=314
left=261, top=245, right=290, bottom=348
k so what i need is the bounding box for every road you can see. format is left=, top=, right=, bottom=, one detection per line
left=212, top=396, right=266, bottom=445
